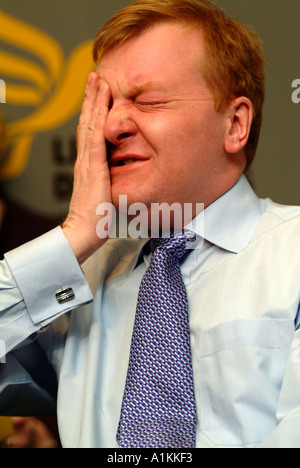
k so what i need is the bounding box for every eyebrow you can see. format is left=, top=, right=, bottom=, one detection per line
left=128, top=82, right=168, bottom=97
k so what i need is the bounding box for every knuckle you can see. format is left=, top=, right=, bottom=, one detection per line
left=78, top=115, right=86, bottom=128
left=86, top=125, right=94, bottom=137
left=95, top=106, right=108, bottom=126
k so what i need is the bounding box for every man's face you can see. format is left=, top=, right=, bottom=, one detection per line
left=97, top=22, right=230, bottom=211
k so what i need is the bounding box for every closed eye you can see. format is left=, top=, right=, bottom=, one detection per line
left=137, top=101, right=162, bottom=106
left=134, top=100, right=168, bottom=110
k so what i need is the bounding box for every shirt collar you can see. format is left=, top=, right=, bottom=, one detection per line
left=198, top=175, right=264, bottom=253
left=133, top=175, right=264, bottom=269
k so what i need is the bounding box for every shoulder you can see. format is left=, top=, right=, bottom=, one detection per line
left=252, top=198, right=300, bottom=240
left=249, top=199, right=300, bottom=260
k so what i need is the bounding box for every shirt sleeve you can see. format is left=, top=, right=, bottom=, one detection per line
left=0, top=226, right=93, bottom=358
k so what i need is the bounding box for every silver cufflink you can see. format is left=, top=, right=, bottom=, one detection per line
left=55, top=288, right=75, bottom=304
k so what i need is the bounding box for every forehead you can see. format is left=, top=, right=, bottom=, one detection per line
left=97, top=22, right=207, bottom=94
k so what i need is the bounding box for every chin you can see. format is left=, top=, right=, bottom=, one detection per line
left=112, top=187, right=153, bottom=214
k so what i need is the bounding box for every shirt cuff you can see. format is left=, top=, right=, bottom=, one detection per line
left=4, top=227, right=93, bottom=326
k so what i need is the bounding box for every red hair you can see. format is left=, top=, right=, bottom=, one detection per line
left=93, top=0, right=265, bottom=168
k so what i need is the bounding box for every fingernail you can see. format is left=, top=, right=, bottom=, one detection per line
left=87, top=73, right=94, bottom=87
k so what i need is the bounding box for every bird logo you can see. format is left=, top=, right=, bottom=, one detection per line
left=0, top=9, right=95, bottom=179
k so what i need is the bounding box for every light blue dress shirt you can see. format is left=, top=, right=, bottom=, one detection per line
left=1, top=175, right=300, bottom=448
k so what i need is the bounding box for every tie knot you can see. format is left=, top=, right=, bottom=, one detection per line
left=150, top=231, right=197, bottom=261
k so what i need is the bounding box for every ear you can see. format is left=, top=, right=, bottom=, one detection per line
left=224, top=97, right=254, bottom=154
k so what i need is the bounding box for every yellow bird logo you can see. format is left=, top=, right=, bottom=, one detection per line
left=0, top=10, right=95, bottom=179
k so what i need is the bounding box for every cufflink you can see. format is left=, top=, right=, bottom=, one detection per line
left=55, top=287, right=75, bottom=304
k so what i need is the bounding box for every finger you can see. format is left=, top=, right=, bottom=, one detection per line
left=84, top=80, right=111, bottom=166
left=77, top=72, right=100, bottom=162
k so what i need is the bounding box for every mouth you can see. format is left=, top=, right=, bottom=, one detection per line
left=109, top=154, right=149, bottom=169
left=111, top=158, right=139, bottom=167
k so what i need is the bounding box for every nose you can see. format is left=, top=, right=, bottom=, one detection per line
left=104, top=102, right=138, bottom=146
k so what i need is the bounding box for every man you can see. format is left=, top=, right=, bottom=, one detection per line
left=0, top=0, right=300, bottom=448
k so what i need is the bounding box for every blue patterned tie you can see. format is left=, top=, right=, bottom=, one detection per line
left=117, top=231, right=197, bottom=448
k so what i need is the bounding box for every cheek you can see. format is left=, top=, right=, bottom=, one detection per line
left=139, top=111, right=196, bottom=157
left=152, top=117, right=213, bottom=169
left=136, top=106, right=226, bottom=180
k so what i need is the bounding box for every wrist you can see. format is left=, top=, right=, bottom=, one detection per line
left=62, top=222, right=107, bottom=265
